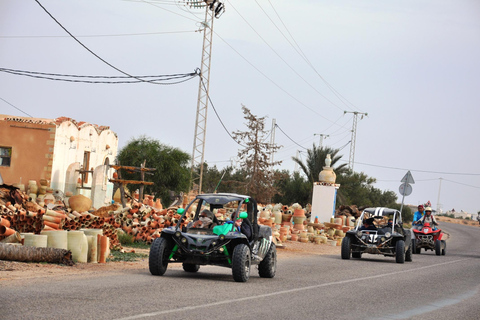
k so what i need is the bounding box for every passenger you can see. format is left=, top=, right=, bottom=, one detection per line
left=413, top=205, right=425, bottom=229
left=235, top=216, right=252, bottom=239
left=192, top=209, right=214, bottom=228
left=421, top=207, right=439, bottom=230
left=360, top=218, right=377, bottom=231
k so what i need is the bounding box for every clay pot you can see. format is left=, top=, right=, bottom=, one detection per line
left=0, top=218, right=11, bottom=228
left=69, top=194, right=92, bottom=212
left=282, top=213, right=293, bottom=222
left=0, top=226, right=16, bottom=237
left=28, top=180, right=38, bottom=194
left=293, top=208, right=305, bottom=217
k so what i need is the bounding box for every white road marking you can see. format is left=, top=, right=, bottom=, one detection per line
left=115, top=258, right=471, bottom=320
left=374, top=288, right=478, bottom=319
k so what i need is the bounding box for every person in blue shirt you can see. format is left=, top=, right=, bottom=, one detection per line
left=413, top=205, right=425, bottom=229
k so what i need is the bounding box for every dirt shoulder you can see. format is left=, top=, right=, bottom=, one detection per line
left=0, top=241, right=340, bottom=283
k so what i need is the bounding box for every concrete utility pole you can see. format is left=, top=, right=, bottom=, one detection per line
left=437, top=177, right=443, bottom=214
left=189, top=0, right=224, bottom=194
left=314, top=133, right=329, bottom=148
left=344, top=111, right=368, bottom=171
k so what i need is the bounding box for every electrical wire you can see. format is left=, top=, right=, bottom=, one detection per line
left=34, top=0, right=183, bottom=85
left=0, top=30, right=197, bottom=39
left=229, top=2, right=345, bottom=113
left=354, top=161, right=480, bottom=176
left=200, top=78, right=247, bottom=148
left=214, top=32, right=341, bottom=126
left=0, top=97, right=33, bottom=117
left=442, top=178, right=480, bottom=189
left=0, top=67, right=199, bottom=84
left=275, top=124, right=308, bottom=150
left=264, top=0, right=362, bottom=112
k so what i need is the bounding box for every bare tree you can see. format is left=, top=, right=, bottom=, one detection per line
left=232, top=105, right=282, bottom=203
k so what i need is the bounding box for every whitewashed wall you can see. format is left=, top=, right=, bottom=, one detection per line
left=50, top=119, right=118, bottom=200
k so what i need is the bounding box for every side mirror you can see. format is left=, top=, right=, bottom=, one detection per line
left=238, top=211, right=248, bottom=219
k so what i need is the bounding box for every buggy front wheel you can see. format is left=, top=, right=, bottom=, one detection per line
left=395, top=240, right=405, bottom=263
left=232, top=244, right=251, bottom=282
left=149, top=238, right=170, bottom=276
left=341, top=237, right=351, bottom=259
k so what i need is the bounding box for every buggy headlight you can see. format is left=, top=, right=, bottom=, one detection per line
left=381, top=237, right=386, bottom=242
left=175, top=231, right=182, bottom=238
left=181, top=237, right=187, bottom=243
left=219, top=234, right=225, bottom=241
left=212, top=241, right=217, bottom=246
left=356, top=231, right=362, bottom=237
left=385, top=232, right=391, bottom=238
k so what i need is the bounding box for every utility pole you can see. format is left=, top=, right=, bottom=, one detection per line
left=189, top=0, right=225, bottom=194
left=344, top=111, right=368, bottom=171
left=269, top=118, right=276, bottom=166
left=437, top=177, right=443, bottom=214
left=294, top=150, right=300, bottom=172
left=314, top=133, right=329, bottom=148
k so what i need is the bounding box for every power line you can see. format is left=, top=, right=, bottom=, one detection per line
left=0, top=30, right=197, bottom=39
left=355, top=161, right=480, bottom=176
left=214, top=32, right=340, bottom=126
left=0, top=97, right=33, bottom=117
left=0, top=67, right=199, bottom=84
left=34, top=0, right=177, bottom=85
left=229, top=1, right=345, bottom=112
left=275, top=124, right=308, bottom=150
left=200, top=78, right=246, bottom=148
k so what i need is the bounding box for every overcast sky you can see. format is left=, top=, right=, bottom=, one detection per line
left=1, top=0, right=479, bottom=213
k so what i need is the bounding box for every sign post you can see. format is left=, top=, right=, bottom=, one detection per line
left=399, top=171, right=415, bottom=213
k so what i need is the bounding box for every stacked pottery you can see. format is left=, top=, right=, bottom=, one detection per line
left=44, top=190, right=55, bottom=206
left=41, top=230, right=68, bottom=249
left=279, top=226, right=289, bottom=242
left=273, top=208, right=282, bottom=225
left=24, top=233, right=48, bottom=248
left=68, top=230, right=88, bottom=263
left=28, top=180, right=38, bottom=201
left=292, top=208, right=306, bottom=231
left=82, top=229, right=103, bottom=263
left=299, top=231, right=309, bottom=243
left=153, top=198, right=163, bottom=212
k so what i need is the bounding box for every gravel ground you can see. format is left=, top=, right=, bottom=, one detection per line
left=0, top=240, right=340, bottom=283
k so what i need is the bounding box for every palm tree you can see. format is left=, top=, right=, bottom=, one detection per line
left=292, top=144, right=349, bottom=185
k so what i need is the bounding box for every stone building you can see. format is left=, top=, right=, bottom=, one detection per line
left=0, top=114, right=118, bottom=208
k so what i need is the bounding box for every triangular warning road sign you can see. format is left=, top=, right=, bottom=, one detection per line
left=400, top=171, right=415, bottom=184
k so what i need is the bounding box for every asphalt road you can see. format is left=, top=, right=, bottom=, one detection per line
left=2, top=221, right=480, bottom=320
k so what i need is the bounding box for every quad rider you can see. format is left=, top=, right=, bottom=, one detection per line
left=420, top=207, right=439, bottom=230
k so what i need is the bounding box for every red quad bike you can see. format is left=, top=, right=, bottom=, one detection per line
left=412, top=223, right=446, bottom=255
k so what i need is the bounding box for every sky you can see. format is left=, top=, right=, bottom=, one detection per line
left=1, top=0, right=479, bottom=213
